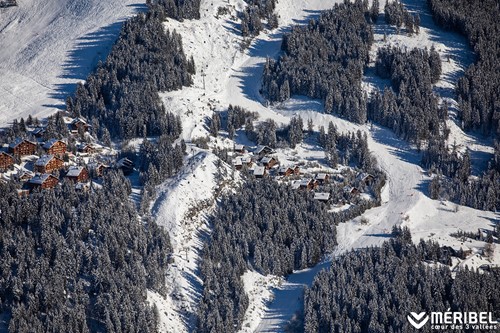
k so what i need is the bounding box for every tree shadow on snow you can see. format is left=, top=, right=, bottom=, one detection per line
left=49, top=3, right=147, bottom=101
left=230, top=10, right=325, bottom=106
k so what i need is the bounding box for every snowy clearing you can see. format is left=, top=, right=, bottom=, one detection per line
left=0, top=0, right=145, bottom=125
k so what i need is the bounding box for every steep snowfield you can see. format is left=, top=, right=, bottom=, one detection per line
left=0, top=0, right=144, bottom=125
left=150, top=148, right=239, bottom=332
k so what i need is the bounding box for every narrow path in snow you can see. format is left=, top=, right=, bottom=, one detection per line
left=253, top=125, right=425, bottom=333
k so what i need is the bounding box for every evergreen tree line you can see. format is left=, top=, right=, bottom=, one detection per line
left=369, top=46, right=446, bottom=145
left=0, top=171, right=171, bottom=332
left=0, top=0, right=17, bottom=8
left=0, top=112, right=68, bottom=144
left=138, top=135, right=186, bottom=214
left=217, top=104, right=259, bottom=139
left=148, top=0, right=201, bottom=20
left=426, top=142, right=500, bottom=211
left=413, top=0, right=500, bottom=212
left=261, top=0, right=374, bottom=124
left=240, top=0, right=278, bottom=36
left=427, top=0, right=500, bottom=138
left=66, top=4, right=194, bottom=140
left=303, top=228, right=500, bottom=333
left=384, top=0, right=421, bottom=34
left=319, top=122, right=376, bottom=172
left=196, top=175, right=385, bottom=333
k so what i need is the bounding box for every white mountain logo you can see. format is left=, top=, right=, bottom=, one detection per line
left=408, top=312, right=429, bottom=329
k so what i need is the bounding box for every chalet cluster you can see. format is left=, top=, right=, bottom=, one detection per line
left=232, top=144, right=285, bottom=178
left=0, top=117, right=115, bottom=194
left=231, top=144, right=377, bottom=205
left=233, top=144, right=374, bottom=202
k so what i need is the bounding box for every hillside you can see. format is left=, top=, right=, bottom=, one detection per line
left=0, top=0, right=144, bottom=125
left=0, top=0, right=498, bottom=332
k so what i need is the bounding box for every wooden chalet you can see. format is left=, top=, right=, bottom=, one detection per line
left=254, top=145, right=274, bottom=156
left=315, top=173, right=330, bottom=184
left=75, top=182, right=91, bottom=192
left=344, top=186, right=360, bottom=196
left=9, top=138, right=37, bottom=156
left=28, top=174, right=59, bottom=190
left=117, top=157, right=134, bottom=175
left=43, top=139, right=67, bottom=156
left=279, top=166, right=294, bottom=176
left=65, top=166, right=89, bottom=183
left=89, top=163, right=107, bottom=177
left=298, top=179, right=318, bottom=191
left=357, top=172, right=375, bottom=186
left=253, top=165, right=266, bottom=178
left=70, top=117, right=90, bottom=133
left=17, top=189, right=30, bottom=197
left=233, top=156, right=253, bottom=170
left=34, top=155, right=64, bottom=173
left=233, top=157, right=243, bottom=170
left=78, top=143, right=96, bottom=154
left=260, top=156, right=278, bottom=169
left=17, top=171, right=34, bottom=182
left=0, top=151, right=14, bottom=171
left=279, top=165, right=299, bottom=177
left=314, top=192, right=331, bottom=202
left=234, top=144, right=246, bottom=154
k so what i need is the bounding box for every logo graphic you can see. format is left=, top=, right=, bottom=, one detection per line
left=408, top=312, right=429, bottom=329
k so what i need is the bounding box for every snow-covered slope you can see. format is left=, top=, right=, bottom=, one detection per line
left=153, top=0, right=499, bottom=331
left=0, top=0, right=144, bottom=125
left=150, top=148, right=239, bottom=333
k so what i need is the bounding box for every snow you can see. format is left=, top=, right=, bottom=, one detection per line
left=239, top=271, right=283, bottom=333
left=4, top=0, right=495, bottom=330
left=151, top=0, right=500, bottom=330
left=367, top=0, right=495, bottom=168
left=0, top=0, right=145, bottom=125
left=150, top=148, right=239, bottom=332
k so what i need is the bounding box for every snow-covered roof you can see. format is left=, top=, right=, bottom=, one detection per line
left=356, top=172, right=374, bottom=181
left=315, top=173, right=328, bottom=180
left=0, top=151, right=12, bottom=157
left=29, top=173, right=57, bottom=184
left=88, top=161, right=107, bottom=169
left=35, top=155, right=55, bottom=167
left=299, top=179, right=312, bottom=186
left=314, top=192, right=330, bottom=201
left=254, top=145, right=273, bottom=155
left=253, top=166, right=265, bottom=176
left=17, top=170, right=34, bottom=179
left=241, top=156, right=252, bottom=164
left=233, top=157, right=243, bottom=166
left=9, top=138, right=36, bottom=148
left=43, top=139, right=65, bottom=149
left=279, top=165, right=291, bottom=172
left=261, top=156, right=275, bottom=164
left=291, top=181, right=301, bottom=190
left=77, top=142, right=95, bottom=150
left=117, top=157, right=134, bottom=168
left=66, top=166, right=84, bottom=177
left=234, top=144, right=245, bottom=151
left=71, top=117, right=87, bottom=125
left=344, top=186, right=359, bottom=194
